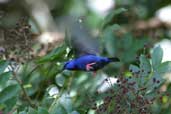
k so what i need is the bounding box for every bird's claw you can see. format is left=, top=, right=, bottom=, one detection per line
left=86, top=62, right=96, bottom=71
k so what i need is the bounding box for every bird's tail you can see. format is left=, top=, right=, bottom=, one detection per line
left=108, top=57, right=120, bottom=62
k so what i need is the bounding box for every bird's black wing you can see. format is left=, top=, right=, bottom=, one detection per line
left=56, top=16, right=100, bottom=57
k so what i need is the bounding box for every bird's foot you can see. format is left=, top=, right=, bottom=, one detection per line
left=86, top=62, right=96, bottom=71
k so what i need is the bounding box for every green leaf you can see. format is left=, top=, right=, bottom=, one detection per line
left=152, top=46, right=163, bottom=70
left=104, top=24, right=121, bottom=33
left=129, top=64, right=140, bottom=73
left=38, top=107, right=49, bottom=114
left=138, top=55, right=151, bottom=86
left=146, top=72, right=164, bottom=93
left=104, top=32, right=115, bottom=56
left=56, top=74, right=65, bottom=87
left=122, top=33, right=133, bottom=49
left=102, top=8, right=127, bottom=28
left=4, top=96, right=17, bottom=111
left=19, top=111, right=27, bottom=114
left=157, top=61, right=171, bottom=74
left=139, top=55, right=151, bottom=77
left=49, top=102, right=67, bottom=114
left=38, top=45, right=66, bottom=63
left=59, top=94, right=73, bottom=113
left=70, top=111, right=80, bottom=114
left=0, top=60, right=9, bottom=74
left=103, top=25, right=121, bottom=56
left=0, top=84, right=20, bottom=103
left=109, top=24, right=121, bottom=31
left=28, top=107, right=38, bottom=114
left=13, top=110, right=18, bottom=114
left=49, top=93, right=73, bottom=114
left=0, top=72, right=12, bottom=87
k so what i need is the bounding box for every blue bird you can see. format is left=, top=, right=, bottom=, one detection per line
left=63, top=54, right=120, bottom=72
left=59, top=16, right=120, bottom=73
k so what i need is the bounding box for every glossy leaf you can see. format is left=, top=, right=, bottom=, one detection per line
left=0, top=84, right=20, bottom=103
left=48, top=86, right=59, bottom=97
left=56, top=74, right=65, bottom=87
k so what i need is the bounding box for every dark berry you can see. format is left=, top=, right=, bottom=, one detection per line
left=157, top=80, right=160, bottom=83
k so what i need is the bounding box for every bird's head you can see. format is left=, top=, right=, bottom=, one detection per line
left=63, top=60, right=76, bottom=70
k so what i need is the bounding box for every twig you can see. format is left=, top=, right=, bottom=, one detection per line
left=26, top=64, right=40, bottom=77
left=10, top=64, right=36, bottom=108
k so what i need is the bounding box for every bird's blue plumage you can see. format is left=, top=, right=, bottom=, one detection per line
left=59, top=16, right=120, bottom=72
left=63, top=54, right=119, bottom=71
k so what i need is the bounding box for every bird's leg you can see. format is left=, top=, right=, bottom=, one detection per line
left=86, top=62, right=96, bottom=71
left=93, top=71, right=97, bottom=76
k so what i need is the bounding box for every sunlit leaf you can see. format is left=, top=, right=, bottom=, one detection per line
left=0, top=71, right=12, bottom=87
left=152, top=46, right=163, bottom=70
left=59, top=94, right=73, bottom=113
left=56, top=74, right=65, bottom=87
left=0, top=60, right=9, bottom=74
left=48, top=86, right=59, bottom=97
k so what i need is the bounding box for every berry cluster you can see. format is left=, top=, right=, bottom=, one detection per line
left=83, top=52, right=170, bottom=114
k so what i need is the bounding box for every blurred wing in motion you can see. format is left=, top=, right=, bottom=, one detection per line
left=56, top=16, right=99, bottom=56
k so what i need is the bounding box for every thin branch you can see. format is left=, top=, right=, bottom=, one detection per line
left=10, top=64, right=36, bottom=108
left=26, top=64, right=40, bottom=77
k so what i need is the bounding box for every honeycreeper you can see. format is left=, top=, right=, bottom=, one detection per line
left=63, top=54, right=120, bottom=71
left=58, top=16, right=120, bottom=73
